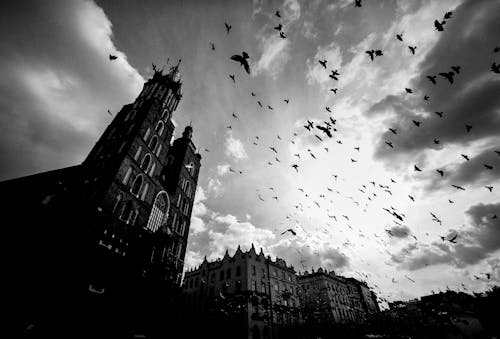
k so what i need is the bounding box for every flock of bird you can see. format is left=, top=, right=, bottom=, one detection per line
left=107, top=0, right=498, bottom=302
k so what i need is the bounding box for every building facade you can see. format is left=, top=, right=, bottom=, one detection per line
left=182, top=245, right=302, bottom=339
left=3, top=62, right=201, bottom=338
left=297, top=268, right=379, bottom=326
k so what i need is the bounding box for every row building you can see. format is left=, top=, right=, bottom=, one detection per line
left=182, top=246, right=380, bottom=339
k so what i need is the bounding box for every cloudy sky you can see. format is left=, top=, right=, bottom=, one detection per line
left=1, top=0, right=499, bottom=305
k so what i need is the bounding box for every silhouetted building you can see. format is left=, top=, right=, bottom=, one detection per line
left=297, top=268, right=379, bottom=326
left=182, top=245, right=302, bottom=339
left=3, top=62, right=201, bottom=338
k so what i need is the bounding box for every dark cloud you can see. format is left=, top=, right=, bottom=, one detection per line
left=370, top=0, right=500, bottom=186
left=392, top=201, right=500, bottom=270
left=389, top=225, right=411, bottom=238
left=0, top=0, right=142, bottom=180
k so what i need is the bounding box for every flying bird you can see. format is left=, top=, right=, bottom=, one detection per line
left=275, top=10, right=281, bottom=18
left=229, top=74, right=235, bottom=83
left=408, top=46, right=417, bottom=55
left=452, top=184, right=466, bottom=191
left=485, top=186, right=493, bottom=192
left=427, top=75, right=437, bottom=84
left=385, top=141, right=394, bottom=148
left=389, top=128, right=397, bottom=134
left=436, top=169, right=444, bottom=176
left=412, top=120, right=421, bottom=127
left=225, top=22, right=232, bottom=34
left=451, top=66, right=461, bottom=74
left=279, top=32, right=286, bottom=39
left=109, top=54, right=118, bottom=61
left=354, top=0, right=362, bottom=7
left=232, top=112, right=238, bottom=119
left=414, top=165, right=422, bottom=172
left=434, top=111, right=444, bottom=118
left=439, top=71, right=455, bottom=84
left=396, top=32, right=403, bottom=41
left=230, top=52, right=251, bottom=74
left=274, top=24, right=282, bottom=31
left=292, top=164, right=299, bottom=173
left=465, top=124, right=472, bottom=133
left=461, top=154, right=470, bottom=161
left=405, top=88, right=413, bottom=94
left=444, top=11, right=452, bottom=19
left=318, top=59, right=327, bottom=68
left=210, top=42, right=215, bottom=50
left=491, top=62, right=500, bottom=73
left=330, top=88, right=338, bottom=94
left=434, top=20, right=445, bottom=31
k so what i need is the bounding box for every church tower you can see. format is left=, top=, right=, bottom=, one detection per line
left=78, top=60, right=201, bottom=295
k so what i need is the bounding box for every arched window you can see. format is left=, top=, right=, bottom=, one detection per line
left=155, top=144, right=162, bottom=157
left=185, top=181, right=192, bottom=198
left=130, top=175, right=143, bottom=196
left=143, top=127, right=151, bottom=142
left=148, top=162, right=156, bottom=177
left=155, top=121, right=164, bottom=136
left=134, top=146, right=142, bottom=161
left=140, top=154, right=151, bottom=171
left=120, top=200, right=133, bottom=222
left=141, top=182, right=149, bottom=201
left=112, top=194, right=122, bottom=214
left=149, top=135, right=158, bottom=152
left=146, top=191, right=170, bottom=233
left=182, top=197, right=189, bottom=214
left=122, top=166, right=132, bottom=185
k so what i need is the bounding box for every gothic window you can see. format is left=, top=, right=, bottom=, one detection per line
left=220, top=270, right=224, bottom=281
left=120, top=200, right=133, bottom=223
left=155, top=121, right=164, bottom=136
left=130, top=175, right=143, bottom=196
left=179, top=221, right=186, bottom=236
left=187, top=161, right=195, bottom=176
left=112, top=194, right=122, bottom=214
left=118, top=141, right=126, bottom=154
left=148, top=162, right=156, bottom=177
left=140, top=154, right=151, bottom=171
left=261, top=282, right=266, bottom=294
left=185, top=181, right=192, bottom=198
left=143, top=127, right=151, bottom=142
left=171, top=213, right=177, bottom=231
left=122, top=167, right=132, bottom=185
left=251, top=280, right=256, bottom=291
left=148, top=135, right=158, bottom=153
left=134, top=146, right=142, bottom=161
left=236, top=266, right=241, bottom=276
left=176, top=242, right=182, bottom=258
left=226, top=268, right=231, bottom=279
left=181, top=197, right=189, bottom=215
left=140, top=182, right=149, bottom=201
left=155, top=144, right=162, bottom=157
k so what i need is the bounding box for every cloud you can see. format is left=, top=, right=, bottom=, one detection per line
left=0, top=0, right=143, bottom=180
left=389, top=225, right=411, bottom=238
left=224, top=132, right=248, bottom=160
left=371, top=0, right=500, bottom=184
left=189, top=186, right=208, bottom=234
left=392, top=202, right=500, bottom=270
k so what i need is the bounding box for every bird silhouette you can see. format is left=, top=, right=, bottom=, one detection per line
left=267, top=105, right=273, bottom=110
left=439, top=71, right=454, bottom=84
left=210, top=42, right=215, bottom=50
left=354, top=0, right=362, bottom=7
left=412, top=120, right=421, bottom=127
left=275, top=10, right=281, bottom=18
left=232, top=112, right=238, bottom=119
left=257, top=101, right=262, bottom=107
left=434, top=111, right=444, bottom=118
left=433, top=139, right=440, bottom=144
left=330, top=88, right=338, bottom=94
left=494, top=46, right=500, bottom=53
left=329, top=70, right=339, bottom=80
left=409, top=195, right=415, bottom=201
left=389, top=128, right=397, bottom=134
left=274, top=24, right=282, bottom=31
left=405, top=88, right=413, bottom=94
left=414, top=165, right=422, bottom=172
left=396, top=32, right=403, bottom=41
left=325, top=106, right=331, bottom=113
left=292, top=164, right=299, bottom=172
left=279, top=32, right=286, bottom=39
left=448, top=234, right=457, bottom=243
left=424, top=95, right=430, bottom=101
left=284, top=99, right=289, bottom=104
left=318, top=59, right=327, bottom=68
left=109, top=54, right=118, bottom=61
left=461, top=154, right=470, bottom=161
left=451, top=66, right=461, bottom=74
left=427, top=75, right=437, bottom=84
left=385, top=141, right=394, bottom=148
left=484, top=164, right=493, bottom=170
left=408, top=46, right=417, bottom=55
left=229, top=74, right=235, bottom=83
left=366, top=50, right=375, bottom=61
left=225, top=22, right=232, bottom=34
left=452, top=184, right=465, bottom=191
left=465, top=124, right=472, bottom=133
left=491, top=62, right=500, bottom=73
left=269, top=147, right=277, bottom=154
left=230, top=52, right=251, bottom=74
left=485, top=186, right=493, bottom=192
left=443, top=11, right=452, bottom=19
left=107, top=109, right=112, bottom=116
left=434, top=20, right=445, bottom=31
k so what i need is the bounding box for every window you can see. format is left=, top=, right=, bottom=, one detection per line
left=134, top=146, right=142, bottom=161
left=140, top=182, right=149, bottom=201
left=113, top=194, right=122, bottom=214
left=187, top=161, right=195, bottom=176
left=149, top=136, right=158, bottom=152
left=181, top=197, right=189, bottom=215
left=236, top=266, right=241, bottom=276
left=130, top=175, right=143, bottom=196
left=220, top=270, right=225, bottom=281
left=185, top=181, right=192, bottom=198
left=122, top=167, right=132, bottom=185
left=120, top=200, right=133, bottom=223
left=171, top=213, right=177, bottom=231
left=148, top=162, right=156, bottom=177
left=261, top=283, right=266, bottom=294
left=251, top=265, right=256, bottom=276
left=143, top=127, right=151, bottom=142
left=155, top=144, right=162, bottom=157
left=274, top=283, right=279, bottom=292
left=140, top=154, right=151, bottom=171
left=155, top=121, right=164, bottom=136
left=273, top=270, right=277, bottom=277
left=227, top=268, right=231, bottom=279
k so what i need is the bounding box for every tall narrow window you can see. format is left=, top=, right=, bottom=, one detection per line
left=113, top=194, right=122, bottom=214
left=141, top=182, right=149, bottom=201
left=131, top=175, right=143, bottom=196
left=155, top=144, right=162, bottom=157
left=149, top=136, right=158, bottom=152
left=122, top=167, right=132, bottom=185
left=148, top=162, right=156, bottom=177
left=120, top=200, right=133, bottom=223
left=134, top=146, right=142, bottom=161
left=140, top=154, right=151, bottom=171
left=118, top=141, right=126, bottom=154
left=143, top=127, right=151, bottom=142
left=155, top=121, right=164, bottom=136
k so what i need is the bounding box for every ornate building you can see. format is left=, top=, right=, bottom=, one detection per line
left=3, top=62, right=201, bottom=338
left=182, top=245, right=302, bottom=339
left=297, top=268, right=380, bottom=326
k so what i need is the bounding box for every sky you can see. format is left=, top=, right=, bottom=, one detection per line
left=1, top=0, right=499, bottom=305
